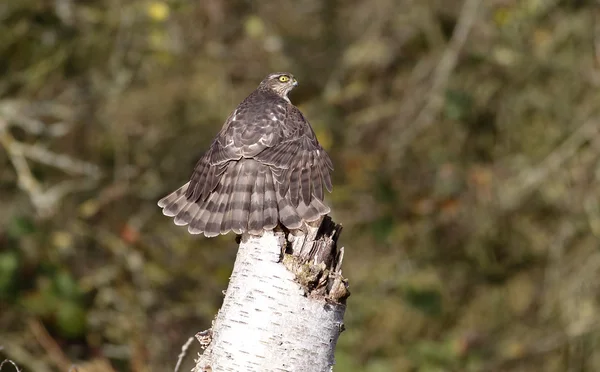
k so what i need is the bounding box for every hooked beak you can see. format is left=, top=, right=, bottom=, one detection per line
left=292, top=79, right=298, bottom=87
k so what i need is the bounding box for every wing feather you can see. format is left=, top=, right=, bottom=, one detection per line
left=221, top=160, right=242, bottom=234
left=248, top=166, right=265, bottom=235
left=300, top=150, right=311, bottom=204
left=263, top=169, right=278, bottom=230
left=312, top=154, right=324, bottom=201
left=288, top=165, right=301, bottom=206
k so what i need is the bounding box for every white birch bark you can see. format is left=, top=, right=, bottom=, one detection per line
left=191, top=218, right=348, bottom=372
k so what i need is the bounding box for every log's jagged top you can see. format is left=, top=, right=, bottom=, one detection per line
left=284, top=216, right=349, bottom=304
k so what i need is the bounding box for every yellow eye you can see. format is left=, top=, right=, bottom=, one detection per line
left=278, top=76, right=290, bottom=82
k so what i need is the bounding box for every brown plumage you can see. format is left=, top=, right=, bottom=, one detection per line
left=158, top=72, right=333, bottom=237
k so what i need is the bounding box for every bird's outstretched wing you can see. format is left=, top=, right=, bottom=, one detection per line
left=254, top=106, right=333, bottom=207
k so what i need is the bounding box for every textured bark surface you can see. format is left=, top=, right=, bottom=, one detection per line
left=193, top=217, right=348, bottom=372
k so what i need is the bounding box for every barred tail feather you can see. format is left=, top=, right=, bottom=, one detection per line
left=201, top=189, right=224, bottom=237
left=230, top=160, right=256, bottom=234
left=288, top=166, right=300, bottom=206
left=200, top=164, right=216, bottom=199
left=277, top=191, right=302, bottom=229
left=188, top=194, right=214, bottom=234
left=159, top=158, right=331, bottom=236
left=187, top=156, right=209, bottom=201
left=320, top=161, right=333, bottom=193
left=220, top=161, right=242, bottom=234
left=300, top=151, right=311, bottom=204
left=312, top=159, right=324, bottom=201
left=248, top=167, right=265, bottom=235
left=313, top=197, right=330, bottom=215
left=174, top=200, right=200, bottom=226
left=158, top=182, right=190, bottom=217
left=263, top=170, right=278, bottom=230
left=205, top=164, right=234, bottom=237
left=296, top=197, right=330, bottom=223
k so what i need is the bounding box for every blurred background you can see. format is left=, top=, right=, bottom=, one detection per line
left=1, top=0, right=600, bottom=371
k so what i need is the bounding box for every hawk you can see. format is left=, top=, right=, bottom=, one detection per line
left=158, top=72, right=333, bottom=237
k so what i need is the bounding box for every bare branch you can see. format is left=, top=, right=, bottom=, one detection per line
left=0, top=360, right=22, bottom=372
left=388, top=0, right=483, bottom=163
left=0, top=100, right=102, bottom=216
left=12, top=142, right=101, bottom=178
left=174, top=336, right=196, bottom=372
left=499, top=118, right=600, bottom=210
left=27, top=319, right=73, bottom=372
left=0, top=128, right=45, bottom=205
left=0, top=100, right=73, bottom=136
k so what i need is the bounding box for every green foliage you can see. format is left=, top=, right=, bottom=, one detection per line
left=0, top=251, right=19, bottom=301
left=402, top=287, right=443, bottom=317
left=444, top=89, right=473, bottom=121
left=52, top=270, right=83, bottom=301
left=55, top=300, right=87, bottom=339
left=20, top=270, right=87, bottom=339
left=6, top=216, right=36, bottom=238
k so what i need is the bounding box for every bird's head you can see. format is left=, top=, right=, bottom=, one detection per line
left=259, top=72, right=298, bottom=100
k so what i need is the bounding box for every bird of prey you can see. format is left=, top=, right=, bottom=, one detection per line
left=158, top=72, right=333, bottom=237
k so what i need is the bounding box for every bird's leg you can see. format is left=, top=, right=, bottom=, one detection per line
left=274, top=223, right=294, bottom=256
